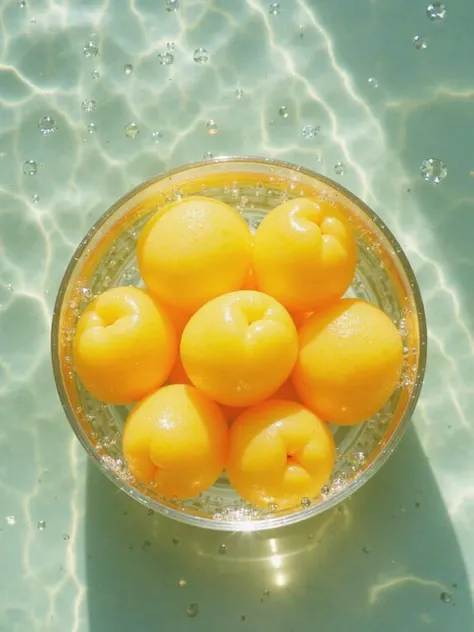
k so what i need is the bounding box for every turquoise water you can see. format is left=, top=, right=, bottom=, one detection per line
left=1, top=0, right=474, bottom=630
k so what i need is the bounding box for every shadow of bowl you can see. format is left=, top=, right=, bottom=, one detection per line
left=85, top=422, right=472, bottom=631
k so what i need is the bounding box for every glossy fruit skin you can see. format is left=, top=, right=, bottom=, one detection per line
left=253, top=197, right=357, bottom=312
left=123, top=384, right=228, bottom=499
left=227, top=400, right=336, bottom=509
left=73, top=287, right=176, bottom=404
left=180, top=290, right=298, bottom=407
left=137, top=196, right=252, bottom=312
left=292, top=298, right=404, bottom=425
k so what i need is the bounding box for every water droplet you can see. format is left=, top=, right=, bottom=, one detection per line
left=165, top=0, right=179, bottom=11
left=32, top=194, right=40, bottom=203
left=240, top=615, right=246, bottom=621
left=177, top=578, right=186, bottom=587
left=363, top=546, right=370, bottom=554
left=6, top=516, right=16, bottom=525
left=440, top=591, right=452, bottom=604
left=206, top=120, right=219, bottom=134
left=263, top=588, right=270, bottom=597
left=218, top=544, right=227, bottom=555
left=399, top=318, right=408, bottom=336
left=367, top=77, right=378, bottom=88
left=269, top=2, right=280, bottom=15
left=23, top=160, right=37, bottom=176
left=83, top=41, right=99, bottom=58
left=125, top=122, right=140, bottom=138
left=235, top=88, right=244, bottom=99
left=151, top=131, right=163, bottom=143
left=268, top=503, right=278, bottom=512
left=301, top=497, right=311, bottom=508
left=63, top=533, right=70, bottom=541
left=158, top=51, right=174, bottom=66
left=124, top=64, right=133, bottom=75
left=413, top=35, right=428, bottom=50
left=426, top=2, right=446, bottom=20
left=81, top=286, right=93, bottom=299
left=167, top=42, right=175, bottom=52
left=187, top=603, right=199, bottom=618
left=38, top=116, right=57, bottom=135
left=172, top=537, right=179, bottom=545
left=278, top=106, right=289, bottom=119
left=321, top=485, right=330, bottom=495
left=334, top=162, right=346, bottom=176
left=301, top=124, right=320, bottom=140
left=82, top=99, right=96, bottom=112
left=18, top=0, right=26, bottom=7
left=193, top=48, right=209, bottom=63
left=87, top=122, right=97, bottom=134
left=6, top=283, right=14, bottom=292
left=91, top=70, right=100, bottom=79
left=420, top=158, right=447, bottom=184
left=37, top=520, right=46, bottom=530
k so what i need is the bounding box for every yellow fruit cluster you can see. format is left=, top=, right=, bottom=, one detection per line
left=73, top=196, right=403, bottom=509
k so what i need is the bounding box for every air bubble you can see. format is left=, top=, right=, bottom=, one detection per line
left=302, top=124, right=320, bottom=139
left=187, top=603, right=199, bottom=618
left=206, top=120, right=219, bottom=134
left=83, top=41, right=99, bottom=58
left=38, top=116, right=57, bottom=135
left=334, top=162, right=346, bottom=176
left=125, top=122, right=140, bottom=138
left=413, top=35, right=428, bottom=50
left=23, top=160, right=37, bottom=176
left=420, top=158, right=447, bottom=184
left=426, top=3, right=446, bottom=21
left=82, top=99, right=96, bottom=112
left=158, top=51, right=174, bottom=66
left=193, top=48, right=209, bottom=63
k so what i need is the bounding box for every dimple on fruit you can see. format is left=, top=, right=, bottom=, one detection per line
left=227, top=400, right=336, bottom=509
left=292, top=298, right=404, bottom=425
left=123, top=384, right=228, bottom=498
left=180, top=290, right=298, bottom=407
left=137, top=196, right=252, bottom=312
left=73, top=286, right=176, bottom=404
left=253, top=197, right=357, bottom=312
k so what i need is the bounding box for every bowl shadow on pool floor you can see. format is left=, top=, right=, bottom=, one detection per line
left=85, top=422, right=472, bottom=632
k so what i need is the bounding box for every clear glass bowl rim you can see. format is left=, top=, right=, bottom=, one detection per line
left=51, top=155, right=428, bottom=532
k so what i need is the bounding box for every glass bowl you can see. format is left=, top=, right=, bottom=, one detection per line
left=51, top=157, right=427, bottom=532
